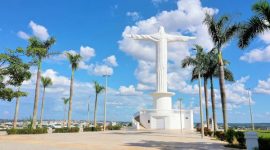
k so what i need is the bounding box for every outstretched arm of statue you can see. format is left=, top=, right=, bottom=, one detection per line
left=167, top=34, right=196, bottom=42
left=125, top=34, right=159, bottom=42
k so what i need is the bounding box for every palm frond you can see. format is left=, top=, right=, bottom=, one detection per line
left=66, top=52, right=82, bottom=70
left=238, top=16, right=268, bottom=48
left=41, top=76, right=53, bottom=88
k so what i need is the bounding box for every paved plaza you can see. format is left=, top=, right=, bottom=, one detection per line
left=0, top=130, right=235, bottom=150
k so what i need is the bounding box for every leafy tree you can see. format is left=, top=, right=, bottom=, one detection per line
left=204, top=13, right=239, bottom=132
left=26, top=37, right=56, bottom=129
left=239, top=0, right=270, bottom=48
left=66, top=52, right=82, bottom=128
left=0, top=48, right=31, bottom=100
left=93, top=81, right=105, bottom=127
left=39, top=76, right=53, bottom=127
left=0, top=48, right=31, bottom=128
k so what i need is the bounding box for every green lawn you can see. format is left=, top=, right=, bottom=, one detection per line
left=256, top=130, right=270, bottom=138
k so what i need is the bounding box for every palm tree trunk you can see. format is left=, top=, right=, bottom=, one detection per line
left=198, top=72, right=204, bottom=138
left=94, top=93, right=98, bottom=127
left=218, top=52, right=228, bottom=132
left=203, top=77, right=209, bottom=129
left=39, top=87, right=46, bottom=128
left=68, top=69, right=74, bottom=128
left=13, top=96, right=20, bottom=129
left=64, top=104, right=66, bottom=127
left=32, top=60, right=41, bottom=129
left=210, top=76, right=217, bottom=133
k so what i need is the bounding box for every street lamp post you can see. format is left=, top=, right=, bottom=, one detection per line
left=178, top=98, right=183, bottom=133
left=247, top=88, right=255, bottom=131
left=103, top=74, right=110, bottom=131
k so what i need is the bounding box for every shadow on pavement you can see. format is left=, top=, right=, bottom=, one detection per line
left=125, top=140, right=230, bottom=150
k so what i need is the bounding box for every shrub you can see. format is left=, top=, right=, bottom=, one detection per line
left=258, top=137, right=270, bottom=150
left=215, top=131, right=225, bottom=141
left=83, top=126, right=102, bottom=132
left=226, top=129, right=236, bottom=144
left=53, top=127, right=79, bottom=133
left=7, top=128, right=47, bottom=135
left=107, top=125, right=122, bottom=130
left=235, top=131, right=245, bottom=147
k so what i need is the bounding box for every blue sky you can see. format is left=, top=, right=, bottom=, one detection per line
left=0, top=0, right=269, bottom=123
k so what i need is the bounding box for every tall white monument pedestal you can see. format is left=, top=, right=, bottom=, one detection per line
left=151, top=92, right=174, bottom=110
left=128, top=26, right=195, bottom=130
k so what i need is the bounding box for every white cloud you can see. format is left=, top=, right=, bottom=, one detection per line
left=118, top=85, right=143, bottom=96
left=126, top=11, right=140, bottom=21
left=240, top=45, right=270, bottom=63
left=80, top=46, right=95, bottom=61
left=254, top=76, right=270, bottom=95
left=17, top=31, right=30, bottom=40
left=103, top=55, right=118, bottom=67
left=17, top=21, right=49, bottom=41
left=259, top=30, right=270, bottom=44
left=29, top=21, right=49, bottom=41
left=92, top=64, right=113, bottom=76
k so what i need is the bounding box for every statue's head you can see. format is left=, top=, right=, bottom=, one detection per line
left=159, top=26, right=165, bottom=33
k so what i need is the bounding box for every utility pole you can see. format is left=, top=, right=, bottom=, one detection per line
left=103, top=74, right=110, bottom=131
left=198, top=72, right=204, bottom=138
left=247, top=88, right=255, bottom=131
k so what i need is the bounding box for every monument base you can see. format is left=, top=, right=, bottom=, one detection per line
left=133, top=109, right=193, bottom=130
left=151, top=92, right=174, bottom=111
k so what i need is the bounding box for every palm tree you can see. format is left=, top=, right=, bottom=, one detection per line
left=206, top=49, right=234, bottom=133
left=39, top=76, right=52, bottom=128
left=188, top=46, right=211, bottom=130
left=93, top=81, right=105, bottom=128
left=13, top=87, right=28, bottom=128
left=182, top=45, right=207, bottom=138
left=62, top=97, right=69, bottom=127
left=204, top=14, right=239, bottom=132
left=66, top=52, right=82, bottom=128
left=239, top=0, right=270, bottom=48
left=26, top=37, right=56, bottom=129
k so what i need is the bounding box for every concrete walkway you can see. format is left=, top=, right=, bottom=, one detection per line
left=0, top=130, right=235, bottom=150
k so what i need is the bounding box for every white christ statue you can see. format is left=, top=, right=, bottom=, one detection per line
left=126, top=26, right=195, bottom=94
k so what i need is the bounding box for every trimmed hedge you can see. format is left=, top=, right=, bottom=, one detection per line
left=83, top=126, right=102, bottom=132
left=7, top=128, right=47, bottom=135
left=258, top=137, right=270, bottom=150
left=53, top=127, right=79, bottom=133
left=107, top=125, right=121, bottom=130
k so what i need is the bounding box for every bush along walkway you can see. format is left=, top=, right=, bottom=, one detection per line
left=196, top=127, right=270, bottom=150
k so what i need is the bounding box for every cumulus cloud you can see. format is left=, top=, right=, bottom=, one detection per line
left=254, top=76, right=270, bottom=95
left=103, top=55, right=118, bottom=67
left=126, top=11, right=140, bottom=21
left=118, top=85, right=143, bottom=96
left=17, top=21, right=50, bottom=41
left=240, top=45, right=270, bottom=63
left=17, top=31, right=30, bottom=40
left=80, top=46, right=95, bottom=61
left=92, top=64, right=113, bottom=76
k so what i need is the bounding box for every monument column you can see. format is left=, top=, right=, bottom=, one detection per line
left=156, top=37, right=168, bottom=93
